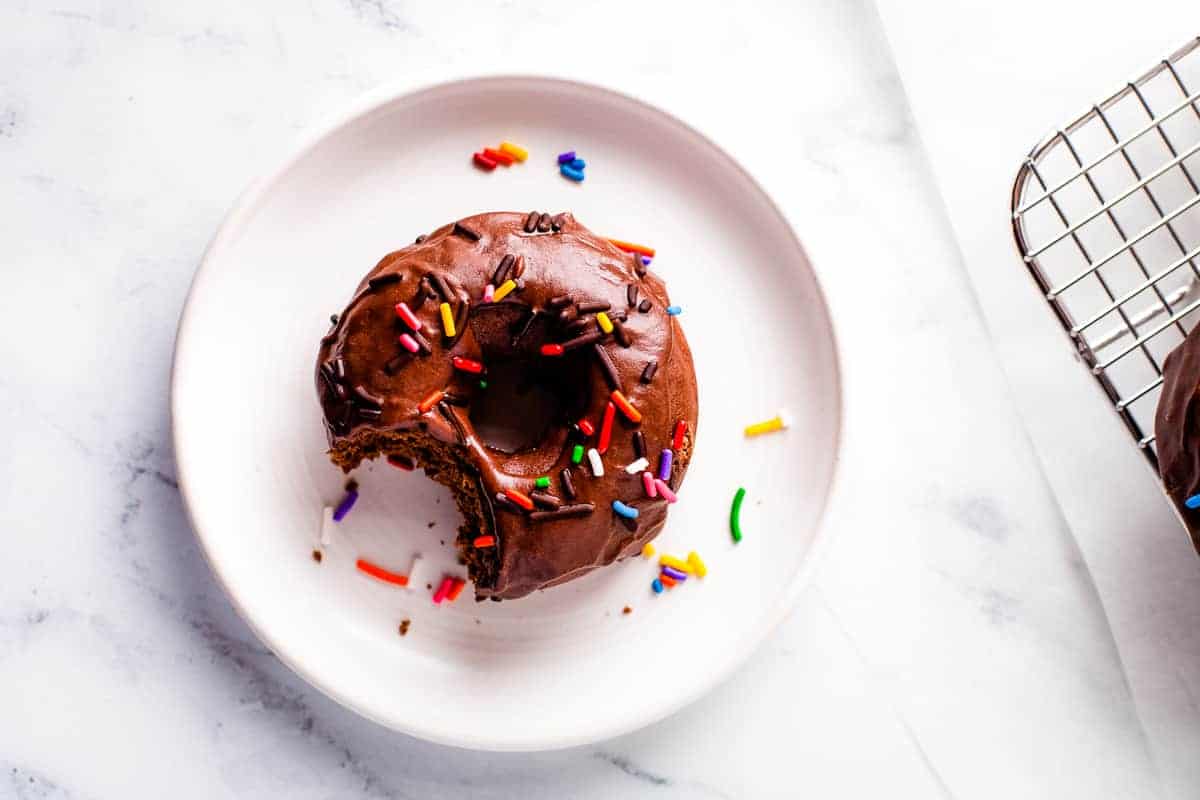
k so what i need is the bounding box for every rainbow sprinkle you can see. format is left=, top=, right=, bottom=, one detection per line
left=1187, top=494, right=1200, bottom=509
left=624, top=456, right=649, bottom=475
left=659, top=554, right=693, bottom=574
left=745, top=410, right=792, bottom=437
left=666, top=305, right=682, bottom=316
left=596, top=312, right=614, bottom=334
left=654, top=479, right=677, bottom=503
left=687, top=551, right=707, bottom=577
left=657, top=449, right=673, bottom=481
left=493, top=279, right=517, bottom=302
left=356, top=558, right=409, bottom=587
left=332, top=488, right=358, bottom=522
left=612, top=500, right=639, bottom=519
left=535, top=476, right=551, bottom=490
left=652, top=578, right=664, bottom=594
left=483, top=283, right=495, bottom=303
left=730, top=487, right=746, bottom=543
left=398, top=333, right=419, bottom=353
left=642, top=471, right=657, bottom=497
left=439, top=302, right=456, bottom=337
left=587, top=447, right=604, bottom=477
left=642, top=542, right=655, bottom=558
left=572, top=444, right=584, bottom=464
left=473, top=535, right=496, bottom=548
left=499, top=141, right=528, bottom=161
left=661, top=565, right=688, bottom=582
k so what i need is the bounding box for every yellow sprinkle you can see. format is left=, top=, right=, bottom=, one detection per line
left=744, top=409, right=792, bottom=437
left=659, top=554, right=694, bottom=574
left=499, top=141, right=528, bottom=162
left=642, top=542, right=655, bottom=558
left=687, top=551, right=707, bottom=578
left=439, top=302, right=456, bottom=337
left=596, top=312, right=614, bottom=334
left=492, top=279, right=517, bottom=302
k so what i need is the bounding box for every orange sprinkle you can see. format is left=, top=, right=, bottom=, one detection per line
left=356, top=558, right=409, bottom=587
left=447, top=577, right=467, bottom=601
left=607, top=238, right=656, bottom=257
left=473, top=535, right=496, bottom=548
left=659, top=573, right=678, bottom=588
left=611, top=391, right=642, bottom=423
left=504, top=488, right=535, bottom=511
left=418, top=389, right=445, bottom=413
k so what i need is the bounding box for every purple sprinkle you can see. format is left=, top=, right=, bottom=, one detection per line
left=640, top=255, right=652, bottom=266
left=557, top=150, right=576, bottom=164
left=332, top=489, right=358, bottom=522
left=658, top=449, right=673, bottom=481
left=661, top=566, right=689, bottom=581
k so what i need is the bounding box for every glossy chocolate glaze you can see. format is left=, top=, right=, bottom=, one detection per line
left=316, top=212, right=699, bottom=599
left=1155, top=325, right=1200, bottom=553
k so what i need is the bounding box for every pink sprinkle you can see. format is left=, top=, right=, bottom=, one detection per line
left=432, top=576, right=454, bottom=604
left=654, top=479, right=677, bottom=503
left=483, top=283, right=495, bottom=303
left=394, top=302, right=422, bottom=331
left=642, top=471, right=657, bottom=498
left=398, top=333, right=419, bottom=353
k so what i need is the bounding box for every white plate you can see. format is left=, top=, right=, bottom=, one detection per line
left=172, top=76, right=842, bottom=750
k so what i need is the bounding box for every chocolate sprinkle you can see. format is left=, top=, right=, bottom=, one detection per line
left=409, top=329, right=432, bottom=355
left=626, top=284, right=638, bottom=307
left=353, top=385, right=383, bottom=408
left=633, top=430, right=646, bottom=459
left=524, top=211, right=539, bottom=233
left=530, top=503, right=594, bottom=522
left=428, top=272, right=452, bottom=302
left=619, top=515, right=639, bottom=533
left=557, top=305, right=579, bottom=325
left=530, top=491, right=562, bottom=510
left=559, top=468, right=577, bottom=499
left=593, top=344, right=622, bottom=391
left=638, top=299, right=652, bottom=313
left=368, top=272, right=401, bottom=289
left=357, top=406, right=383, bottom=420
left=611, top=309, right=628, bottom=322
left=334, top=357, right=346, bottom=380
left=330, top=314, right=340, bottom=325
left=333, top=383, right=348, bottom=401
left=577, top=300, right=611, bottom=314
left=611, top=318, right=632, bottom=347
left=546, top=294, right=572, bottom=310
left=453, top=300, right=470, bottom=341
left=383, top=355, right=408, bottom=375
left=491, top=254, right=515, bottom=286
left=551, top=213, right=567, bottom=231
left=634, top=254, right=648, bottom=278
left=639, top=360, right=658, bottom=384
left=415, top=234, right=427, bottom=244
left=536, top=213, right=552, bottom=232
left=512, top=254, right=526, bottom=279
left=495, top=492, right=523, bottom=514
left=562, top=331, right=605, bottom=352
left=452, top=221, right=481, bottom=241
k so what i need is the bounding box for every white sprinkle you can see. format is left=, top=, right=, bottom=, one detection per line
left=587, top=447, right=605, bottom=477
left=406, top=552, right=423, bottom=591
left=624, top=457, right=650, bottom=474
left=319, top=505, right=334, bottom=546
left=778, top=408, right=793, bottom=429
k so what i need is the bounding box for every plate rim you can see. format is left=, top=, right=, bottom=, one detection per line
left=170, top=71, right=846, bottom=751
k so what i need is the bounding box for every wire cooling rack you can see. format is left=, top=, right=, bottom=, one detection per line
left=1012, top=36, right=1200, bottom=472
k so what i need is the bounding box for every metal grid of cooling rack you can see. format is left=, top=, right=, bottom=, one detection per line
left=1012, top=36, right=1200, bottom=473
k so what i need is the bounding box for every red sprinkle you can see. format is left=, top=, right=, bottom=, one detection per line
left=394, top=302, right=422, bottom=331
left=577, top=417, right=595, bottom=437
left=611, top=391, right=642, bottom=423
left=452, top=356, right=484, bottom=374
left=387, top=454, right=415, bottom=471
left=447, top=577, right=467, bottom=602
left=598, top=401, right=616, bottom=454
left=418, top=389, right=445, bottom=413
left=473, top=151, right=498, bottom=171
left=672, top=420, right=687, bottom=450
left=504, top=488, right=535, bottom=511
left=541, top=344, right=564, bottom=357
left=433, top=576, right=454, bottom=603
left=473, top=535, right=496, bottom=548
left=483, top=147, right=515, bottom=166
left=659, top=573, right=678, bottom=588
left=356, top=558, right=409, bottom=587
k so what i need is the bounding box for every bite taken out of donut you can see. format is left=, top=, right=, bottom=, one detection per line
left=316, top=212, right=698, bottom=601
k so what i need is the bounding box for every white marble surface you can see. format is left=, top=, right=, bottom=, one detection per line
left=875, top=4, right=1200, bottom=797
left=0, top=1, right=1169, bottom=797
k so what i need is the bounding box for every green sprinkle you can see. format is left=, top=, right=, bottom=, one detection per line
left=730, top=487, right=746, bottom=543
left=571, top=444, right=584, bottom=464
left=479, top=380, right=488, bottom=388
left=535, top=476, right=551, bottom=489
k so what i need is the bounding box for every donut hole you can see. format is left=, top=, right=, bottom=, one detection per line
left=469, top=353, right=592, bottom=460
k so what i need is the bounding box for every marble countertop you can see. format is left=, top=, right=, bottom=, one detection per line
left=0, top=0, right=1174, bottom=797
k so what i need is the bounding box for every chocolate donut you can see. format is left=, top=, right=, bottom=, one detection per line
left=1155, top=325, right=1200, bottom=550
left=316, top=212, right=699, bottom=600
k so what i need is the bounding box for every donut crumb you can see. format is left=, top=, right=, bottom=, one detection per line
left=622, top=606, right=632, bottom=615
left=398, top=619, right=411, bottom=636
left=311, top=549, right=323, bottom=563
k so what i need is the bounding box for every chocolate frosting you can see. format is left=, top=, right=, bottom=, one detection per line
left=1155, top=325, right=1200, bottom=552
left=316, top=212, right=699, bottom=599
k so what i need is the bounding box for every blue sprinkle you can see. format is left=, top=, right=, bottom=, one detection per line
left=641, top=255, right=652, bottom=266
left=560, top=164, right=585, bottom=182
left=612, top=500, right=639, bottom=519
left=569, top=157, right=586, bottom=170
left=332, top=489, right=358, bottom=522
left=666, top=305, right=682, bottom=315
left=1187, top=494, right=1200, bottom=509
left=557, top=150, right=576, bottom=164
left=651, top=578, right=664, bottom=594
